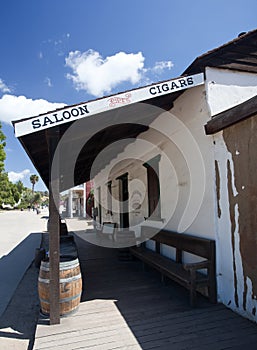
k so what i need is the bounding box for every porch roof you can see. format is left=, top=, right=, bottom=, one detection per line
left=12, top=73, right=203, bottom=191
left=184, top=28, right=257, bottom=75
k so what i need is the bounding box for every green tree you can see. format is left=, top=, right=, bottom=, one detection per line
left=0, top=173, right=16, bottom=206
left=0, top=122, right=6, bottom=173
left=32, top=192, right=41, bottom=205
left=18, top=187, right=44, bottom=209
left=20, top=188, right=34, bottom=208
left=0, top=124, right=22, bottom=208
left=16, top=180, right=24, bottom=194
left=30, top=174, right=39, bottom=193
left=13, top=190, right=20, bottom=203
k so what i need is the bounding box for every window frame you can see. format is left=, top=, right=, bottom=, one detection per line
left=106, top=180, right=113, bottom=215
left=143, top=155, right=161, bottom=220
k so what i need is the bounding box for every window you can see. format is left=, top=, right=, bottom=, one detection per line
left=143, top=155, right=161, bottom=220
left=97, top=187, right=102, bottom=224
left=106, top=181, right=112, bottom=215
left=116, top=173, right=129, bottom=228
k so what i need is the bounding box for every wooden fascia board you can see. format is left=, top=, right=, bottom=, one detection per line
left=205, top=94, right=257, bottom=135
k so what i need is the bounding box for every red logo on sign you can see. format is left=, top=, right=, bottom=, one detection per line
left=108, top=93, right=131, bottom=107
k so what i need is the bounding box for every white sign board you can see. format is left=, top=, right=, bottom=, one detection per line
left=14, top=73, right=204, bottom=137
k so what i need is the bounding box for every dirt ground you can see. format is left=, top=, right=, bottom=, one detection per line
left=0, top=261, right=40, bottom=350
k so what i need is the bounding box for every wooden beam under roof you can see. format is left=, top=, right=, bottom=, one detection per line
left=205, top=94, right=257, bottom=135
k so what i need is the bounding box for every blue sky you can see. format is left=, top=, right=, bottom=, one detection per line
left=0, top=0, right=256, bottom=191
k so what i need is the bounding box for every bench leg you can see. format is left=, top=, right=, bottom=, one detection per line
left=143, top=262, right=148, bottom=271
left=190, top=286, right=197, bottom=307
left=208, top=284, right=217, bottom=304
left=208, top=267, right=217, bottom=303
left=161, top=274, right=168, bottom=285
left=189, top=270, right=197, bottom=307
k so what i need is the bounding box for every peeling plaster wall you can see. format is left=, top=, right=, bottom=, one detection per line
left=206, top=67, right=257, bottom=322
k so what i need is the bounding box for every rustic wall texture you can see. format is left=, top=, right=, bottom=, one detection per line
left=223, top=114, right=257, bottom=315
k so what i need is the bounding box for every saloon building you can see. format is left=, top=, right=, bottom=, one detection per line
left=13, top=29, right=257, bottom=324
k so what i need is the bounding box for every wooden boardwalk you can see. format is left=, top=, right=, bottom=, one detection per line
left=34, top=231, right=257, bottom=350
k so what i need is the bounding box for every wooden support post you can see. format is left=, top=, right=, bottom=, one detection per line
left=47, top=128, right=60, bottom=325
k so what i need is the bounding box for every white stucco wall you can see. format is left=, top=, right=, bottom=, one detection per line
left=206, top=67, right=257, bottom=116
left=92, top=68, right=257, bottom=323
left=161, top=85, right=216, bottom=239
left=93, top=83, right=217, bottom=253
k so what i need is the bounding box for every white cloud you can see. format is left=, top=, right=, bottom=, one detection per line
left=65, top=50, right=174, bottom=97
left=151, top=60, right=174, bottom=72
left=44, top=77, right=53, bottom=87
left=0, top=95, right=66, bottom=124
left=8, top=169, right=30, bottom=183
left=65, top=50, right=145, bottom=97
left=0, top=78, right=11, bottom=93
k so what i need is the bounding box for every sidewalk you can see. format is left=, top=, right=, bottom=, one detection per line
left=0, top=209, right=48, bottom=318
left=0, top=209, right=48, bottom=350
left=0, top=261, right=40, bottom=350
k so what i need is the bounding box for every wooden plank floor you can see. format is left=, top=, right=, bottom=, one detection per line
left=34, top=231, right=257, bottom=350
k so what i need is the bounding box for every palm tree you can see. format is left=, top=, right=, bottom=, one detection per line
left=30, top=174, right=39, bottom=193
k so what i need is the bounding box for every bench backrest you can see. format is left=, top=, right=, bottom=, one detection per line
left=102, top=222, right=117, bottom=234
left=141, top=226, right=215, bottom=261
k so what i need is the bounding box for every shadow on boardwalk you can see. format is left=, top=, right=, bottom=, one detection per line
left=33, top=231, right=257, bottom=349
left=73, top=233, right=257, bottom=350
left=7, top=229, right=257, bottom=350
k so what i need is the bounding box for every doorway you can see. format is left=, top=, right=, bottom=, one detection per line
left=117, top=173, right=129, bottom=229
left=97, top=187, right=102, bottom=225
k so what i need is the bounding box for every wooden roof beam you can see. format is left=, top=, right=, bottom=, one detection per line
left=205, top=94, right=257, bottom=135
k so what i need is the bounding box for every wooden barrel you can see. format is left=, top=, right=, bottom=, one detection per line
left=38, top=257, right=82, bottom=316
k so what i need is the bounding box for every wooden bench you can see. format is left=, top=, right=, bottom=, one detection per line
left=96, top=222, right=117, bottom=241
left=130, top=226, right=217, bottom=307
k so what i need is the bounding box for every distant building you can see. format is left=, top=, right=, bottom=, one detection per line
left=64, top=181, right=94, bottom=218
